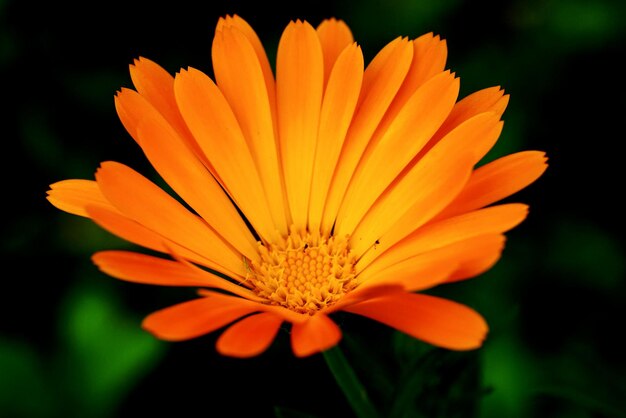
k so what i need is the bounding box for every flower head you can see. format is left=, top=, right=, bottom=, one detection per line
left=47, top=15, right=547, bottom=358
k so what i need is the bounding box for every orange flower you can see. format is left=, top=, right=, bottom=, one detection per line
left=47, top=15, right=547, bottom=358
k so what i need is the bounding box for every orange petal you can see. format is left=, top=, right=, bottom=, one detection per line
left=350, top=151, right=474, bottom=259
left=445, top=234, right=506, bottom=282
left=400, top=87, right=507, bottom=176
left=321, top=37, right=413, bottom=234
left=129, top=57, right=190, bottom=138
left=115, top=88, right=141, bottom=144
left=290, top=314, right=342, bottom=357
left=353, top=112, right=503, bottom=261
left=383, top=33, right=448, bottom=122
left=174, top=67, right=279, bottom=243
left=212, top=25, right=289, bottom=235
left=122, top=59, right=210, bottom=167
left=216, top=15, right=276, bottom=119
left=433, top=86, right=509, bottom=144
left=276, top=20, right=324, bottom=231
left=356, top=249, right=459, bottom=291
left=325, top=283, right=406, bottom=314
left=463, top=113, right=504, bottom=166
left=47, top=179, right=115, bottom=217
left=308, top=43, right=364, bottom=232
left=137, top=112, right=259, bottom=261
left=316, top=18, right=354, bottom=86
left=92, top=250, right=226, bottom=287
left=335, top=71, right=459, bottom=236
left=358, top=234, right=505, bottom=291
left=216, top=312, right=284, bottom=358
left=47, top=181, right=228, bottom=272
left=165, top=247, right=267, bottom=301
left=94, top=161, right=244, bottom=276
left=197, top=289, right=308, bottom=324
left=142, top=295, right=260, bottom=341
left=114, top=87, right=161, bottom=146
left=345, top=293, right=488, bottom=350
left=358, top=36, right=412, bottom=104
left=116, top=88, right=259, bottom=261
left=85, top=205, right=224, bottom=272
left=351, top=234, right=505, bottom=294
left=406, top=33, right=447, bottom=88
left=440, top=151, right=549, bottom=218
left=359, top=203, right=527, bottom=273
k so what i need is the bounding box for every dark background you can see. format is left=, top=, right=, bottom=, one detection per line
left=2, top=0, right=625, bottom=417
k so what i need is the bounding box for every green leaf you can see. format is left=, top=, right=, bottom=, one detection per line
left=389, top=337, right=484, bottom=418
left=343, top=330, right=395, bottom=403
left=480, top=336, right=537, bottom=418
left=56, top=282, right=166, bottom=417
left=323, top=345, right=380, bottom=418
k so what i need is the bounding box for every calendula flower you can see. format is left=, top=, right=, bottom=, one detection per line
left=47, top=15, right=547, bottom=358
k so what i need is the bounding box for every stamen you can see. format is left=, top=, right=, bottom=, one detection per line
left=245, top=228, right=358, bottom=315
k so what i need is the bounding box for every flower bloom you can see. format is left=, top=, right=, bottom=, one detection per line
left=47, top=15, right=547, bottom=357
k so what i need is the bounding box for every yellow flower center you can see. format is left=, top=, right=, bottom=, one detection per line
left=245, top=230, right=358, bottom=315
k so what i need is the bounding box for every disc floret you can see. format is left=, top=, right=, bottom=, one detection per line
left=246, top=229, right=358, bottom=315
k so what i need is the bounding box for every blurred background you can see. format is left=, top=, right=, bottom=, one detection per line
left=2, top=0, right=625, bottom=417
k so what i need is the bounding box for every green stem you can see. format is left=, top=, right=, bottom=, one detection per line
left=322, top=345, right=379, bottom=418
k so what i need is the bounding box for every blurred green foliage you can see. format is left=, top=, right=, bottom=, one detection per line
left=2, top=0, right=625, bottom=417
left=0, top=284, right=164, bottom=418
